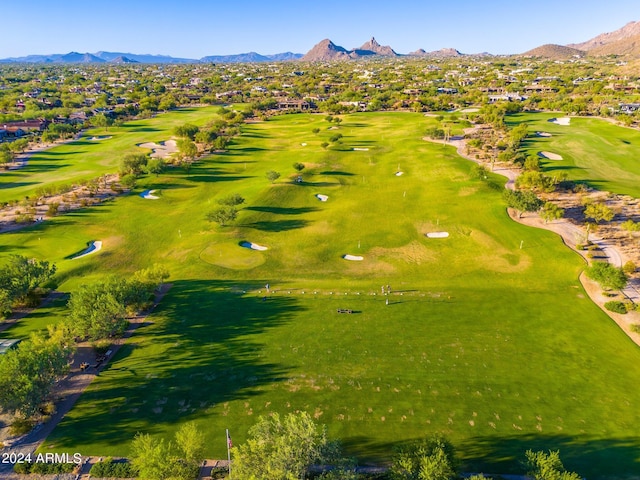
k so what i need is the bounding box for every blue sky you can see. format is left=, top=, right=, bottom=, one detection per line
left=2, top=0, right=638, bottom=58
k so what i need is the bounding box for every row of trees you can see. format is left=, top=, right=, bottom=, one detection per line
left=66, top=264, right=169, bottom=341
left=118, top=411, right=582, bottom=480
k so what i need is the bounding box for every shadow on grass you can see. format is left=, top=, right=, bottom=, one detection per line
left=319, top=171, right=356, bottom=176
left=245, top=206, right=319, bottom=215
left=458, top=434, right=640, bottom=479
left=0, top=181, right=36, bottom=189
left=243, top=219, right=309, bottom=232
left=45, top=279, right=301, bottom=449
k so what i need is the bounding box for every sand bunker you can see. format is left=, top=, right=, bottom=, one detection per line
left=395, top=172, right=404, bottom=176
left=426, top=232, right=449, bottom=238
left=301, top=143, right=307, bottom=146
left=343, top=254, right=364, bottom=261
left=549, top=117, right=570, bottom=126
left=538, top=151, right=563, bottom=161
left=71, top=241, right=103, bottom=259
left=240, top=241, right=268, bottom=251
left=536, top=131, right=552, bottom=137
left=140, top=189, right=159, bottom=199
left=353, top=147, right=369, bottom=151
left=461, top=108, right=479, bottom=113
left=88, top=136, right=112, bottom=141
left=138, top=140, right=178, bottom=159
left=316, top=194, right=329, bottom=202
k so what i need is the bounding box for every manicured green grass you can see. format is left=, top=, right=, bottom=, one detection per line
left=0, top=107, right=223, bottom=205
left=507, top=112, right=640, bottom=197
left=3, top=111, right=640, bottom=478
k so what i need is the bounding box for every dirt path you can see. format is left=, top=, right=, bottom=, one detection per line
left=0, top=284, right=172, bottom=477
left=425, top=135, right=640, bottom=344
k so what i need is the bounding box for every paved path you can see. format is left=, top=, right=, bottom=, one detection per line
left=0, top=284, right=172, bottom=477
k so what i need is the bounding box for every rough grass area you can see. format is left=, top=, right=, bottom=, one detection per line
left=3, top=111, right=640, bottom=478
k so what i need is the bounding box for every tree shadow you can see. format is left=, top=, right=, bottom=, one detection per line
left=458, top=434, right=640, bottom=479
left=243, top=219, right=309, bottom=232
left=44, top=279, right=303, bottom=449
left=318, top=171, right=356, bottom=176
left=245, top=206, right=319, bottom=215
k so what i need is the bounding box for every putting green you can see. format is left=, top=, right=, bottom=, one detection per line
left=200, top=242, right=266, bottom=270
left=2, top=110, right=640, bottom=478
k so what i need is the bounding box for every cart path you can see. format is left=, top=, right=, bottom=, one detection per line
left=0, top=284, right=172, bottom=476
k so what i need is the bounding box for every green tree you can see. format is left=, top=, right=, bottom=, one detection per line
left=173, top=123, right=200, bottom=140
left=586, top=262, right=628, bottom=291
left=0, top=329, right=71, bottom=417
left=541, top=202, right=564, bottom=223
left=391, top=436, right=457, bottom=480
left=145, top=158, right=166, bottom=176
left=232, top=412, right=335, bottom=480
left=293, top=162, right=305, bottom=173
left=503, top=189, right=543, bottom=218
left=0, top=255, right=56, bottom=314
left=266, top=170, right=281, bottom=183
left=90, top=113, right=113, bottom=131
left=621, top=219, right=640, bottom=237
left=66, top=276, right=152, bottom=341
left=217, top=193, right=246, bottom=206
left=175, top=422, right=206, bottom=466
left=121, top=153, right=149, bottom=176
left=523, top=155, right=542, bottom=171
left=525, top=450, right=581, bottom=480
left=206, top=206, right=238, bottom=226
left=584, top=202, right=614, bottom=224
left=0, top=146, right=13, bottom=167
left=177, top=138, right=198, bottom=162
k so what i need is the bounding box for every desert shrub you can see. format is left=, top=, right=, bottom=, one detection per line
left=604, top=301, right=627, bottom=314
left=623, top=261, right=636, bottom=275
left=9, top=418, right=34, bottom=436
left=90, top=457, right=139, bottom=478
left=14, top=461, right=75, bottom=474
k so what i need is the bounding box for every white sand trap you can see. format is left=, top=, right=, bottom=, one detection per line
left=426, top=232, right=449, bottom=238
left=301, top=142, right=307, bottom=146
left=316, top=194, right=329, bottom=202
left=140, top=189, right=160, bottom=199
left=538, top=151, right=563, bottom=161
left=461, top=108, right=479, bottom=113
left=395, top=171, right=404, bottom=176
left=240, top=241, right=268, bottom=251
left=536, top=131, right=552, bottom=137
left=343, top=254, right=364, bottom=261
left=138, top=139, right=178, bottom=159
left=71, top=241, right=103, bottom=259
left=88, top=136, right=112, bottom=141
left=549, top=117, right=570, bottom=126
left=353, top=147, right=369, bottom=151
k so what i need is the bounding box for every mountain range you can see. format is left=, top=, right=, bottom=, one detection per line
left=1, top=20, right=640, bottom=64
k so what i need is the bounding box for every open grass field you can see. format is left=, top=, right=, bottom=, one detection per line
left=2, top=111, right=640, bottom=477
left=0, top=106, right=223, bottom=205
left=506, top=112, right=640, bottom=198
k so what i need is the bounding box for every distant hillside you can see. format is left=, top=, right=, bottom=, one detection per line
left=110, top=56, right=139, bottom=64
left=569, top=20, right=640, bottom=51
left=301, top=39, right=351, bottom=61
left=200, top=52, right=303, bottom=63
left=521, top=44, right=585, bottom=59
left=588, top=33, right=640, bottom=56
left=302, top=37, right=397, bottom=61
left=354, top=37, right=397, bottom=56
left=409, top=47, right=462, bottom=57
